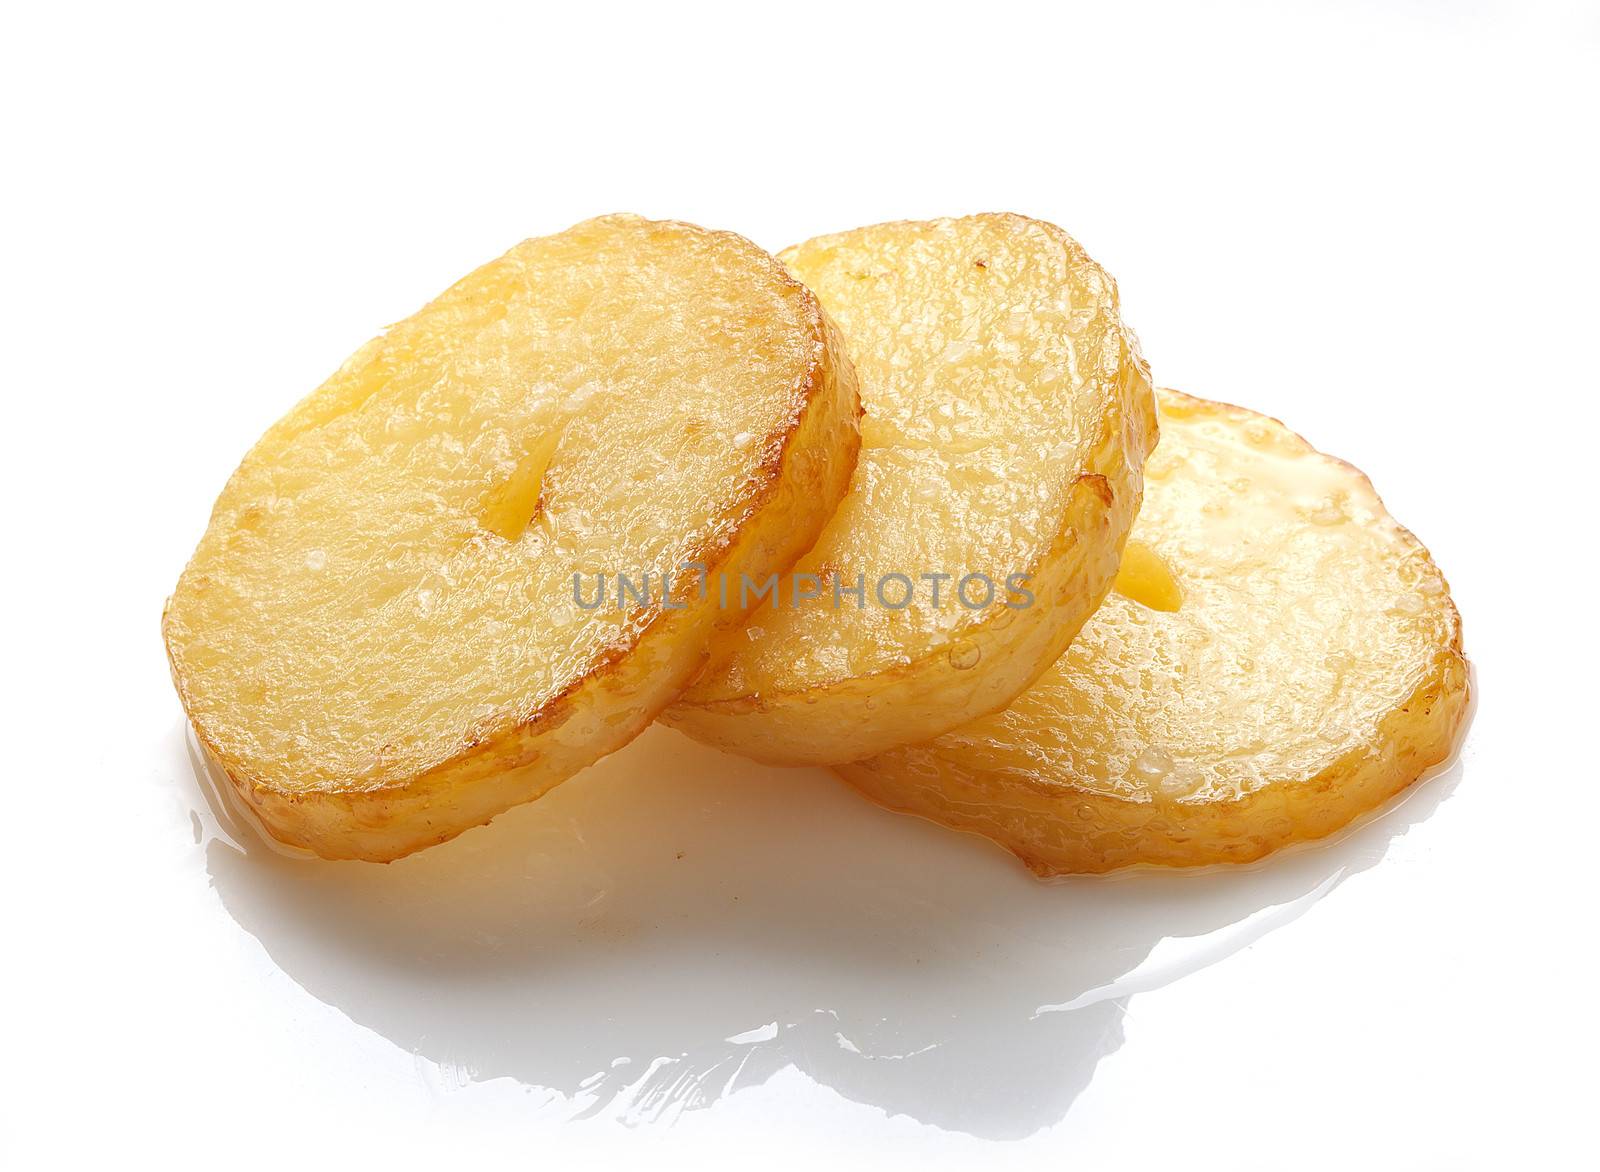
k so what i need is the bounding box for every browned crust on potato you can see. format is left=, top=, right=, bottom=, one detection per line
left=834, top=389, right=1472, bottom=875
left=664, top=218, right=1158, bottom=764
left=163, top=218, right=861, bottom=860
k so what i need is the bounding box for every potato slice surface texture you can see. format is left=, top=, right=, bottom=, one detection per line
left=837, top=389, right=1469, bottom=874
left=666, top=214, right=1157, bottom=764
left=164, top=214, right=861, bottom=860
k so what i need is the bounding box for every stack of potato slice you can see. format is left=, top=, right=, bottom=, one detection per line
left=165, top=212, right=1469, bottom=873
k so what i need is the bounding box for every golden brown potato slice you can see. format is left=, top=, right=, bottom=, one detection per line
left=837, top=389, right=1470, bottom=874
left=163, top=215, right=860, bottom=861
left=664, top=215, right=1157, bottom=763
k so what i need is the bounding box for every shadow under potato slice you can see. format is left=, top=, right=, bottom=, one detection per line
left=187, top=721, right=1462, bottom=1139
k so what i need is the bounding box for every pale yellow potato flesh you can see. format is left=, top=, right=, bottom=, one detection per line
left=665, top=215, right=1157, bottom=764
left=837, top=390, right=1470, bottom=874
left=163, top=215, right=861, bottom=861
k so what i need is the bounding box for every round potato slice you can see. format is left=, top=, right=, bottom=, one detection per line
left=664, top=214, right=1157, bottom=764
left=164, top=215, right=860, bottom=861
left=837, top=389, right=1470, bottom=874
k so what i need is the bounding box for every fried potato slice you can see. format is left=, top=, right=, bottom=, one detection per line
left=664, top=214, right=1157, bottom=764
left=163, top=215, right=860, bottom=861
left=837, top=389, right=1470, bottom=874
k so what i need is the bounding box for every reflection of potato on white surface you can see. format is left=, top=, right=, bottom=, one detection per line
left=192, top=718, right=1444, bottom=1136
left=839, top=389, right=1470, bottom=874
left=163, top=215, right=860, bottom=861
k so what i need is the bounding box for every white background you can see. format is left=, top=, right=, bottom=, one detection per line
left=3, top=2, right=1597, bottom=1167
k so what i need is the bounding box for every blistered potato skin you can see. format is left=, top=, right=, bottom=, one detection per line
left=163, top=215, right=860, bottom=861
left=665, top=215, right=1157, bottom=764
left=837, top=390, right=1470, bottom=874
